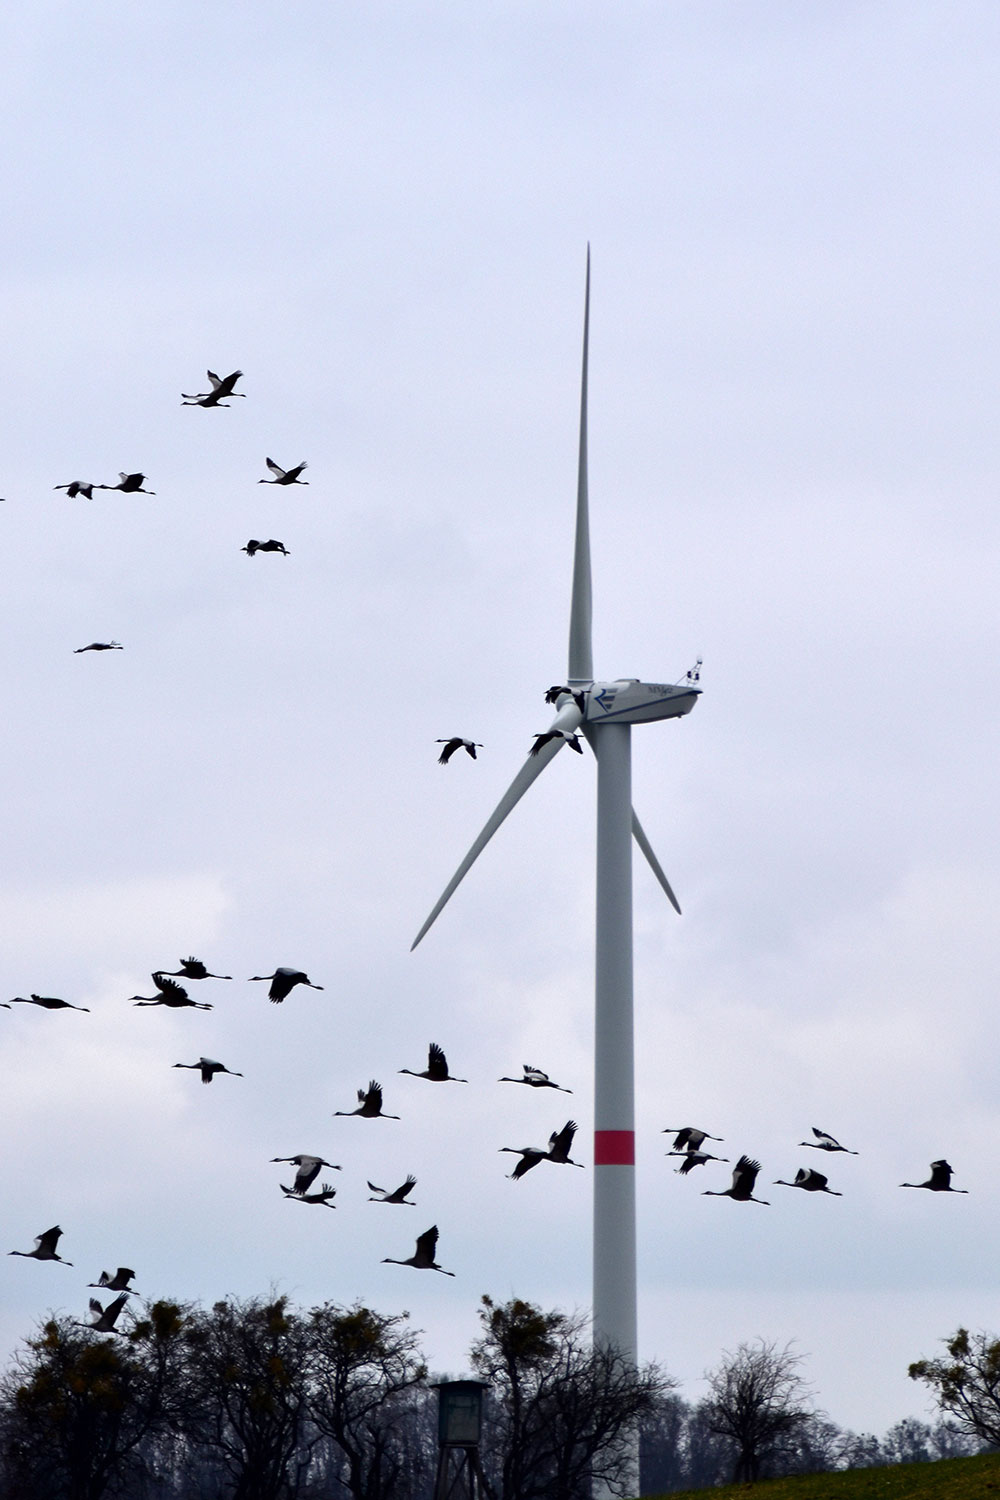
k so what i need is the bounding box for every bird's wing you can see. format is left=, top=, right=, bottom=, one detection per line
left=400, top=1175, right=417, bottom=1195
left=731, top=1156, right=759, bottom=1191
left=107, top=1294, right=128, bottom=1323
left=744, top=1157, right=762, bottom=1186
left=367, top=1182, right=385, bottom=1195
left=929, top=1161, right=952, bottom=1188
left=415, top=1226, right=439, bottom=1260
left=549, top=1120, right=578, bottom=1156
left=265, top=458, right=285, bottom=477
left=295, top=1160, right=322, bottom=1193
left=153, top=974, right=187, bottom=1001
left=427, top=1043, right=447, bottom=1079
left=206, top=371, right=222, bottom=388
left=37, top=1227, right=61, bottom=1252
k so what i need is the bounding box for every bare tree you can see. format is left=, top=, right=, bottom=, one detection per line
left=179, top=1295, right=317, bottom=1500
left=307, top=1302, right=429, bottom=1500
left=909, top=1328, right=1000, bottom=1446
left=0, top=1302, right=188, bottom=1500
left=702, top=1338, right=816, bottom=1483
left=470, top=1295, right=669, bottom=1500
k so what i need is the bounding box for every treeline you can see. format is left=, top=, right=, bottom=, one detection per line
left=0, top=1293, right=991, bottom=1500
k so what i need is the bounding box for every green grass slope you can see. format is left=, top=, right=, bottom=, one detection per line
left=648, top=1449, right=1000, bottom=1500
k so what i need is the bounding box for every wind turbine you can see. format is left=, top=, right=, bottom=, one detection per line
left=413, top=253, right=699, bottom=1469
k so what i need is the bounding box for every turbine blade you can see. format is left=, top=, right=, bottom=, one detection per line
left=412, top=701, right=583, bottom=948
left=631, top=810, right=681, bottom=915
left=567, top=247, right=593, bottom=686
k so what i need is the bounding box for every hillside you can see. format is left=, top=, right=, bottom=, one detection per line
left=650, top=1449, right=1000, bottom=1500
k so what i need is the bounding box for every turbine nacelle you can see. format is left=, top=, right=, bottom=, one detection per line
left=553, top=680, right=700, bottom=726
left=587, top=678, right=699, bottom=725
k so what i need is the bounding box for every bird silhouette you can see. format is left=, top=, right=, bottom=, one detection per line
left=158, top=957, right=232, bottom=980
left=74, top=642, right=122, bottom=654
left=662, top=1127, right=723, bottom=1152
left=173, top=1057, right=242, bottom=1084
left=249, top=968, right=323, bottom=1004
left=78, top=1293, right=129, bottom=1333
left=281, top=1181, right=338, bottom=1207
left=382, top=1225, right=454, bottom=1275
left=530, top=729, right=583, bottom=756
left=54, top=481, right=96, bottom=499
left=500, top=1120, right=584, bottom=1180
left=703, top=1155, right=770, bottom=1205
left=498, top=1064, right=572, bottom=1093
left=900, top=1160, right=968, bottom=1193
left=544, top=685, right=587, bottom=712
left=182, top=369, right=245, bottom=407
left=774, top=1167, right=842, bottom=1195
left=668, top=1150, right=729, bottom=1175
left=333, top=1081, right=399, bottom=1119
left=546, top=1120, right=584, bottom=1167
left=258, top=458, right=308, bottom=485
left=97, top=473, right=155, bottom=494
left=271, top=1155, right=341, bottom=1195
left=130, top=974, right=212, bottom=1010
left=9, top=994, right=90, bottom=1012
left=436, top=738, right=482, bottom=764
left=368, top=1175, right=417, bottom=1205
left=399, top=1042, right=467, bottom=1083
left=499, top=1144, right=548, bottom=1181
left=242, top=539, right=289, bottom=556
left=88, top=1267, right=138, bottom=1293
left=9, top=1225, right=72, bottom=1264
left=799, top=1127, right=858, bottom=1154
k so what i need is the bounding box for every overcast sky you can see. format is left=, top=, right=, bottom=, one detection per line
left=2, top=1, right=999, bottom=1440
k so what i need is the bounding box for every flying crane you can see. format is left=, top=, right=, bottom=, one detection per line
left=182, top=369, right=245, bottom=407
left=382, top=1225, right=454, bottom=1276
left=9, top=1226, right=72, bottom=1264
left=258, top=458, right=308, bottom=485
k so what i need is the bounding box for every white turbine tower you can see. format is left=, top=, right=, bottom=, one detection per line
left=413, top=253, right=699, bottom=1487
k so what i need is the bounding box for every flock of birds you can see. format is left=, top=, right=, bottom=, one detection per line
left=7, top=972, right=970, bottom=1332
left=5, top=938, right=598, bottom=1306
left=43, top=370, right=309, bottom=653
left=663, top=1126, right=970, bottom=1204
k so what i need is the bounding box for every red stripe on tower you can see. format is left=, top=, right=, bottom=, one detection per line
left=594, top=1129, right=635, bottom=1166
